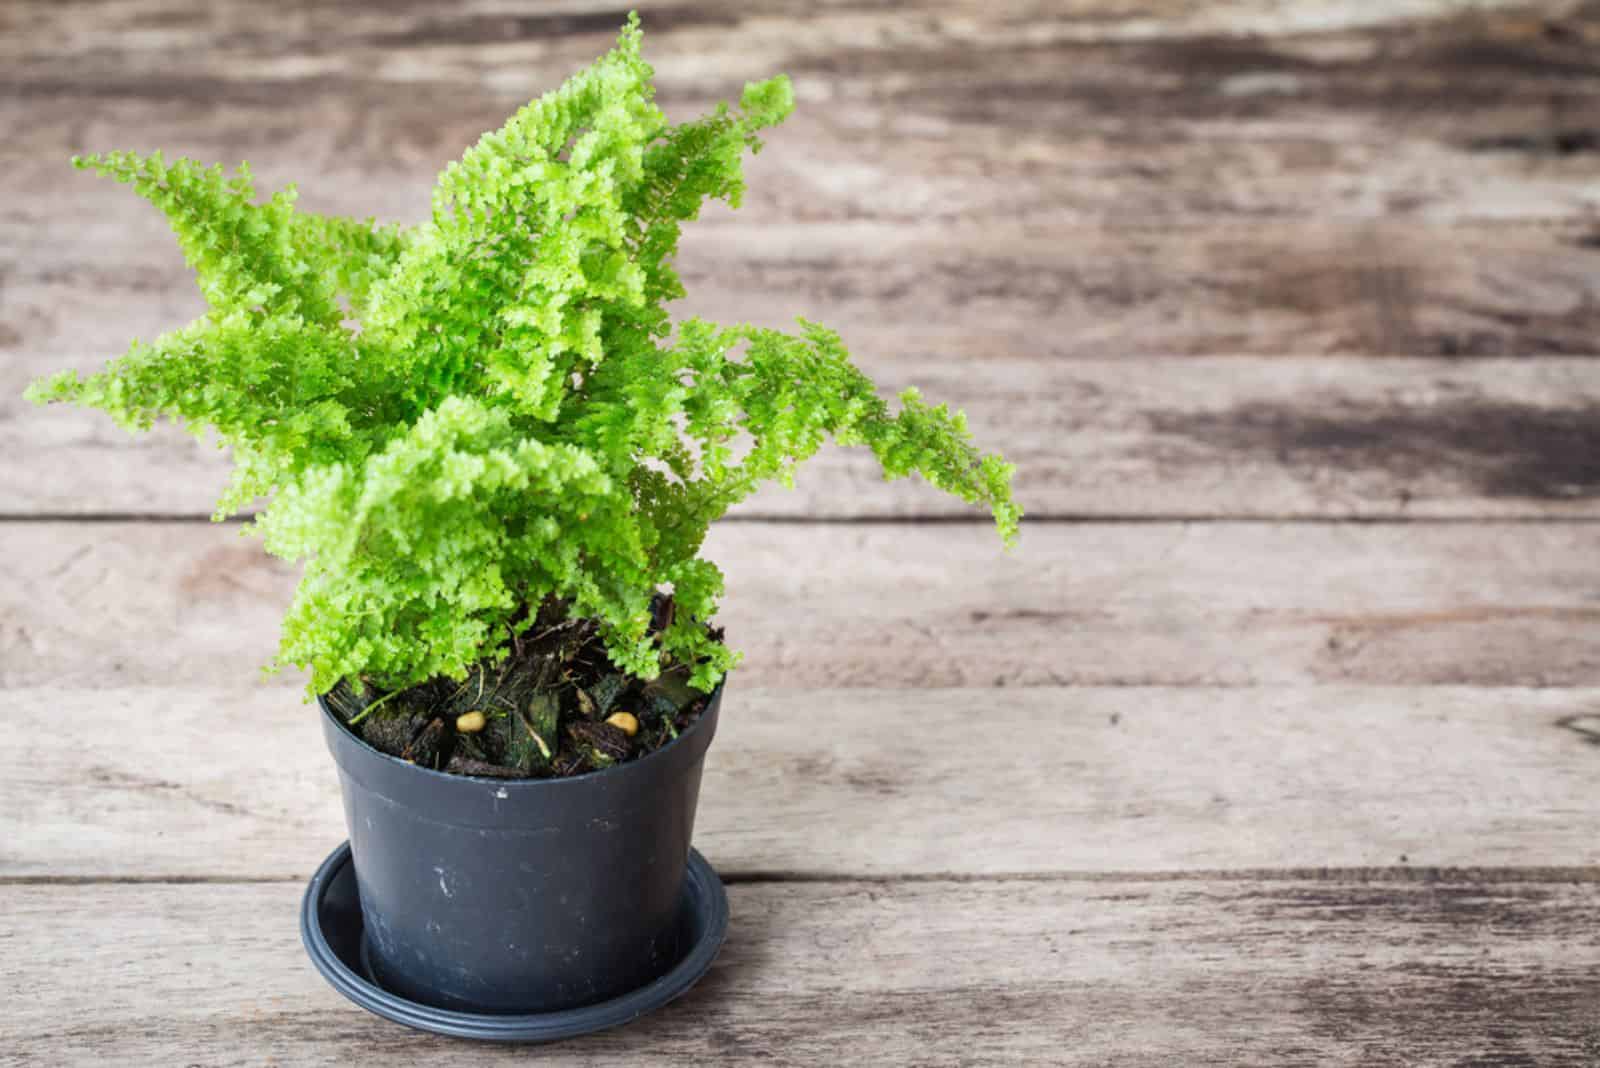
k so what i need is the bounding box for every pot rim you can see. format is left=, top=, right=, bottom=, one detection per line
left=317, top=676, right=724, bottom=792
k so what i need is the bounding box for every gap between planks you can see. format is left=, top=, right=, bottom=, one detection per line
left=5, top=866, right=1600, bottom=888
left=14, top=514, right=1600, bottom=525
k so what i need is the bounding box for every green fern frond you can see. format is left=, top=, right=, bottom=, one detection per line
left=290, top=211, right=409, bottom=316
left=29, top=14, right=1020, bottom=696
left=72, top=152, right=349, bottom=326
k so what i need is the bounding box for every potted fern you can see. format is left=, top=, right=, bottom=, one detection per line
left=28, top=16, right=1018, bottom=1039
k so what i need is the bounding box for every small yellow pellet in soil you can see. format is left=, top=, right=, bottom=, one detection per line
left=605, top=711, right=639, bottom=737
left=456, top=711, right=487, bottom=734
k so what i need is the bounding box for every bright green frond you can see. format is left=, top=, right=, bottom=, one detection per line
left=73, top=152, right=348, bottom=326
left=290, top=210, right=410, bottom=316
left=31, top=15, right=1019, bottom=697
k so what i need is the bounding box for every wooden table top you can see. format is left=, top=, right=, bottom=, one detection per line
left=4, top=1, right=1600, bottom=1063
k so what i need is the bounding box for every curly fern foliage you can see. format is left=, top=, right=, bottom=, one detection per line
left=28, top=14, right=1020, bottom=695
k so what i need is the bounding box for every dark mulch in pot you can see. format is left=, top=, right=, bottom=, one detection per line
left=323, top=594, right=716, bottom=779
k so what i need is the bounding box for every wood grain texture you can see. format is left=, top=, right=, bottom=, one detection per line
left=3, top=685, right=1598, bottom=879
left=6, top=215, right=1599, bottom=410
left=8, top=0, right=1600, bottom=520
left=7, top=3, right=1600, bottom=1062
left=4, top=520, right=1598, bottom=690
left=12, top=357, right=1600, bottom=519
left=4, top=0, right=1598, bottom=226
left=8, top=3, right=1600, bottom=364
left=7, top=876, right=1600, bottom=1065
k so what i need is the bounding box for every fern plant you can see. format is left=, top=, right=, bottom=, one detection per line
left=27, top=15, right=1019, bottom=700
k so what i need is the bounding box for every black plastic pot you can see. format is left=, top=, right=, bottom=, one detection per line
left=317, top=683, right=722, bottom=1015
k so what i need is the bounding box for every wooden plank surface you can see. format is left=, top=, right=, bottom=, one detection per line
left=4, top=685, right=1598, bottom=879
left=6, top=219, right=1599, bottom=396
left=6, top=2, right=1600, bottom=1062
left=10, top=0, right=1600, bottom=444
left=7, top=876, right=1600, bottom=1066
left=4, top=520, right=1597, bottom=690
left=5, top=0, right=1577, bottom=51
left=11, top=356, right=1600, bottom=520
left=8, top=0, right=1600, bottom=519
left=4, top=0, right=1598, bottom=226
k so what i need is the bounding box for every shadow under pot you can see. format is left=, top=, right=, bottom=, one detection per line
left=317, top=683, right=723, bottom=1014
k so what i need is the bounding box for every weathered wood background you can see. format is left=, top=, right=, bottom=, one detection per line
left=4, top=1, right=1600, bottom=1064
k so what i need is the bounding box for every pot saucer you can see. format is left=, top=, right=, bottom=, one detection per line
left=300, top=841, right=729, bottom=1042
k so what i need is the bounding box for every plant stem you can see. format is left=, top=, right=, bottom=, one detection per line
left=348, top=686, right=403, bottom=726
